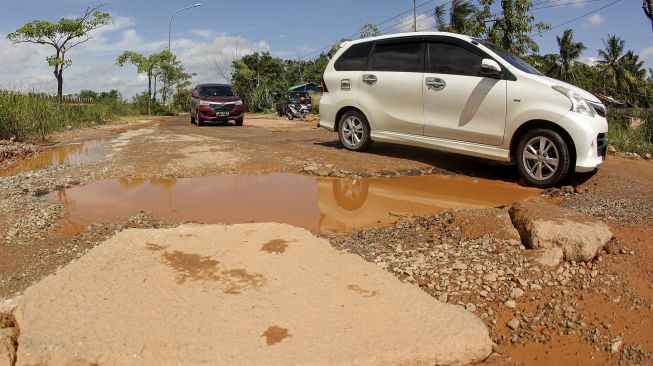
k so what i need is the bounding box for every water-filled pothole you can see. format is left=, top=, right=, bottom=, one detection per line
left=0, top=139, right=110, bottom=177
left=48, top=173, right=540, bottom=233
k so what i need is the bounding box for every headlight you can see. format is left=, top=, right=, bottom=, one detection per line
left=552, top=86, right=595, bottom=117
left=199, top=100, right=211, bottom=106
left=234, top=100, right=243, bottom=106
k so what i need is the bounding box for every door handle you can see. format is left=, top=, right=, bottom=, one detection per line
left=362, top=74, right=378, bottom=85
left=425, top=77, right=446, bottom=91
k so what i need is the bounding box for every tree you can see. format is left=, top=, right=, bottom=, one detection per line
left=78, top=89, right=98, bottom=101
left=359, top=23, right=380, bottom=39
left=328, top=38, right=352, bottom=59
left=434, top=0, right=485, bottom=36
left=484, top=0, right=549, bottom=56
left=7, top=5, right=112, bottom=103
left=116, top=50, right=173, bottom=115
left=552, top=29, right=586, bottom=82
left=159, top=52, right=192, bottom=106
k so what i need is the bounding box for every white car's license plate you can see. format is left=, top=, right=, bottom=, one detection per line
left=216, top=111, right=229, bottom=117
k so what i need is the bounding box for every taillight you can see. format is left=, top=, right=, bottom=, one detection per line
left=321, top=79, right=329, bottom=93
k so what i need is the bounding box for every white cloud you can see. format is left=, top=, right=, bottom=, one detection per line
left=395, top=13, right=436, bottom=33
left=583, top=13, right=606, bottom=28
left=177, top=34, right=270, bottom=85
left=190, top=29, right=213, bottom=39
left=640, top=46, right=653, bottom=61
left=0, top=26, right=271, bottom=98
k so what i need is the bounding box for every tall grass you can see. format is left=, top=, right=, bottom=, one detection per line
left=607, top=109, right=653, bottom=155
left=0, top=91, right=140, bottom=140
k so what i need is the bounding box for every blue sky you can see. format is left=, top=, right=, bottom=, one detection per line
left=0, top=0, right=649, bottom=97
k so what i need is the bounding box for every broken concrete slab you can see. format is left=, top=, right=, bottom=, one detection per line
left=448, top=208, right=521, bottom=241
left=0, top=327, right=17, bottom=366
left=509, top=200, right=613, bottom=262
left=14, top=223, right=492, bottom=366
left=535, top=247, right=565, bottom=267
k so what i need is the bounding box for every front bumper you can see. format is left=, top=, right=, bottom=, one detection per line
left=557, top=111, right=609, bottom=173
left=199, top=110, right=244, bottom=122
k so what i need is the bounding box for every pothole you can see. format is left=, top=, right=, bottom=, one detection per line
left=48, top=173, right=540, bottom=234
left=0, top=139, right=110, bottom=177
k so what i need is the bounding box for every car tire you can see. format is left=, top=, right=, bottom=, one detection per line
left=287, top=114, right=293, bottom=121
left=338, top=110, right=372, bottom=152
left=516, top=128, right=571, bottom=188
left=235, top=118, right=243, bottom=126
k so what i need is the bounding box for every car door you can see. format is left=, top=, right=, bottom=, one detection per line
left=423, top=39, right=507, bottom=146
left=357, top=38, right=425, bottom=136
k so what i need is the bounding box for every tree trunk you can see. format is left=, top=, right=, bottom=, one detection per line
left=147, top=70, right=152, bottom=116
left=57, top=72, right=63, bottom=104
left=153, top=75, right=158, bottom=107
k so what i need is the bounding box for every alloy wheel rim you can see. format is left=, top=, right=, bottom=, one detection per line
left=342, top=116, right=364, bottom=147
left=523, top=136, right=559, bottom=181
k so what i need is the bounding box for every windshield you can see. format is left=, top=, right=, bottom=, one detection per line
left=475, top=39, right=543, bottom=76
left=199, top=86, right=234, bottom=97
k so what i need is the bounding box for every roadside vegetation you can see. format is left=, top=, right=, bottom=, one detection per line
left=0, top=91, right=138, bottom=140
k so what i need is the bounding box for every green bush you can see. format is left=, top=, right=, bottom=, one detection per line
left=0, top=91, right=139, bottom=140
left=607, top=109, right=653, bottom=155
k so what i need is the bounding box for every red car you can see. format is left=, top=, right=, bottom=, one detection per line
left=190, top=83, right=244, bottom=126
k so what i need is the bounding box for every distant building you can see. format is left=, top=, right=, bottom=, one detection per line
left=289, top=83, right=323, bottom=93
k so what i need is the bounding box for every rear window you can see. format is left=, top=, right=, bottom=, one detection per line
left=370, top=41, right=423, bottom=73
left=334, top=42, right=373, bottom=71
left=199, top=86, right=234, bottom=97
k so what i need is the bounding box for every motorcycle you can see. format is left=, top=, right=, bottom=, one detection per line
left=286, top=103, right=310, bottom=121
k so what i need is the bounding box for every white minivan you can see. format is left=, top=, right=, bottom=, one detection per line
left=318, top=32, right=608, bottom=187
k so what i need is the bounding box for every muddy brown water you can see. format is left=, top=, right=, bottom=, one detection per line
left=48, top=173, right=539, bottom=234
left=0, top=139, right=110, bottom=177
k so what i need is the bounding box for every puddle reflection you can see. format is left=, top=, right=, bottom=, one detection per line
left=0, top=139, right=110, bottom=177
left=48, top=173, right=540, bottom=234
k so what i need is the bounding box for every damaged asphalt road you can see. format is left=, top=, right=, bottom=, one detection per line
left=1, top=115, right=653, bottom=365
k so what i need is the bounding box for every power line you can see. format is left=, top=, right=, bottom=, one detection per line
left=299, top=0, right=453, bottom=59
left=299, top=0, right=445, bottom=59
left=533, top=0, right=599, bottom=10
left=547, top=0, right=623, bottom=30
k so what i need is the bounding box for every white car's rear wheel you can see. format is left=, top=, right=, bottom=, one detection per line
left=338, top=110, right=372, bottom=152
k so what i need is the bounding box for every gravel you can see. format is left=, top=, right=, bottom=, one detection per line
left=321, top=211, right=652, bottom=364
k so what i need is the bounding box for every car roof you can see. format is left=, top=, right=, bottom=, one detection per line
left=340, top=31, right=474, bottom=48
left=196, top=83, right=232, bottom=88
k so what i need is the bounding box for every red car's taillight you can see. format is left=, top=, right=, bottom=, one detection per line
left=321, top=79, right=329, bottom=93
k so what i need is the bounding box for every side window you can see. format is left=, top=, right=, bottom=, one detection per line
left=370, top=41, right=423, bottom=73
left=428, top=42, right=484, bottom=77
left=334, top=42, right=373, bottom=71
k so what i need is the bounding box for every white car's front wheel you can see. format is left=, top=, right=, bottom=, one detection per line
left=338, top=110, right=372, bottom=152
left=516, top=129, right=571, bottom=188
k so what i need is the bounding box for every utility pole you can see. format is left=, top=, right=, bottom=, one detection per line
left=413, top=0, right=417, bottom=31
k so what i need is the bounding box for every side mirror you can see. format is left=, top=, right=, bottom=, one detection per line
left=481, top=59, right=502, bottom=78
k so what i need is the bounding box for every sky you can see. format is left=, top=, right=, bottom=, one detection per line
left=0, top=0, right=649, bottom=98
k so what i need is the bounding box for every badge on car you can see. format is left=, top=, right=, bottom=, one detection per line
left=216, top=112, right=229, bottom=117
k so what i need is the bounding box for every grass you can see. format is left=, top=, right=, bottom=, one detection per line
left=0, top=91, right=141, bottom=141
left=607, top=109, right=653, bottom=156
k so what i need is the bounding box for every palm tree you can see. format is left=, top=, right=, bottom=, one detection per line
left=596, top=35, right=648, bottom=104
left=553, top=29, right=586, bottom=82
left=434, top=0, right=479, bottom=35
left=596, top=35, right=633, bottom=92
